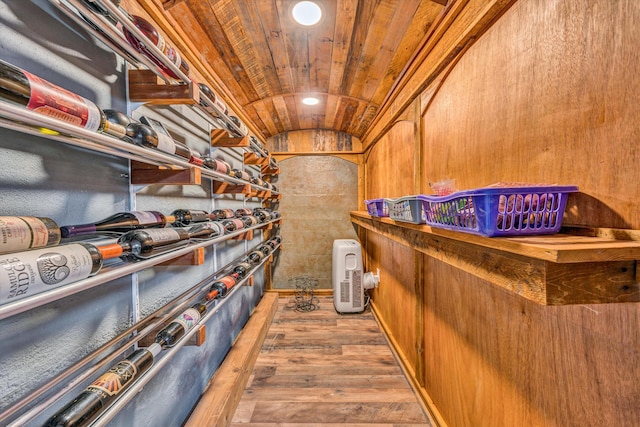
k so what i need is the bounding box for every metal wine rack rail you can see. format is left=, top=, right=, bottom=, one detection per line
left=2, top=240, right=282, bottom=427
left=0, top=214, right=280, bottom=321
left=48, top=0, right=278, bottom=169
left=0, top=102, right=278, bottom=196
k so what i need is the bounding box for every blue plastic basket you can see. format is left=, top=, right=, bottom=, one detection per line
left=365, top=198, right=389, bottom=217
left=420, top=185, right=578, bottom=236
left=386, top=195, right=429, bottom=224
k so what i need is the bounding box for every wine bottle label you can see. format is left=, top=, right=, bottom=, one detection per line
left=0, top=216, right=50, bottom=252
left=131, top=211, right=163, bottom=225
left=23, top=71, right=101, bottom=131
left=173, top=307, right=202, bottom=333
left=0, top=244, right=94, bottom=303
left=139, top=228, right=181, bottom=242
left=165, top=46, right=182, bottom=69
left=155, top=133, right=176, bottom=154
left=86, top=359, right=138, bottom=399
left=230, top=219, right=244, bottom=228
left=217, top=275, right=236, bottom=290
left=190, top=211, right=210, bottom=223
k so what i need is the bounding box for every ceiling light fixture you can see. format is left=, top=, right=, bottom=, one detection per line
left=291, top=1, right=323, bottom=26
left=302, top=97, right=320, bottom=106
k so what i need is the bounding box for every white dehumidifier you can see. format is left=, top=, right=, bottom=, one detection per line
left=332, top=239, right=380, bottom=313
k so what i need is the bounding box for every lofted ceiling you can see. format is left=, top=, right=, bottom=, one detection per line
left=161, top=0, right=446, bottom=141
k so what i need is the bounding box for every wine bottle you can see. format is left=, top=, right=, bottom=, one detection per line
left=122, top=15, right=190, bottom=80
left=221, top=218, right=245, bottom=233
left=61, top=211, right=175, bottom=238
left=270, top=211, right=281, bottom=220
left=249, top=136, right=264, bottom=153
left=240, top=216, right=259, bottom=228
left=210, top=209, right=234, bottom=221
left=226, top=115, right=248, bottom=137
left=138, top=116, right=194, bottom=162
left=252, top=209, right=272, bottom=223
left=171, top=209, right=210, bottom=227
left=186, top=221, right=226, bottom=240
left=80, top=0, right=122, bottom=25
left=233, top=261, right=253, bottom=278
left=266, top=236, right=282, bottom=249
left=117, top=227, right=191, bottom=260
left=202, top=157, right=231, bottom=175
left=154, top=303, right=206, bottom=348
left=247, top=248, right=266, bottom=264
left=44, top=343, right=162, bottom=427
left=234, top=208, right=252, bottom=217
left=0, top=216, right=61, bottom=254
left=205, top=272, right=240, bottom=300
left=232, top=169, right=251, bottom=181
left=198, top=83, right=228, bottom=118
left=251, top=177, right=265, bottom=187
left=0, top=243, right=102, bottom=305
left=0, top=59, right=125, bottom=138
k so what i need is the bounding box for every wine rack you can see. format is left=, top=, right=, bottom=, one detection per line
left=0, top=2, right=283, bottom=426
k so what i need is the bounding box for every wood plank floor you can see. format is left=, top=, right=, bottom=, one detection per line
left=231, top=296, right=434, bottom=426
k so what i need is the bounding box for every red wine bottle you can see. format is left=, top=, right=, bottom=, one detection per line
left=43, top=343, right=162, bottom=427
left=198, top=83, right=228, bottom=118
left=0, top=59, right=125, bottom=138
left=0, top=216, right=61, bottom=254
left=61, top=211, right=175, bottom=238
left=154, top=303, right=206, bottom=347
left=206, top=272, right=240, bottom=300
left=171, top=209, right=210, bottom=227
left=209, top=209, right=234, bottom=221
left=233, top=261, right=253, bottom=279
left=221, top=218, right=245, bottom=233
left=122, top=15, right=190, bottom=80
left=266, top=236, right=282, bottom=249
left=0, top=243, right=102, bottom=305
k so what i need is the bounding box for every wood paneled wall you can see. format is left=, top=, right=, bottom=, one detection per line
left=421, top=0, right=640, bottom=230
left=363, top=0, right=639, bottom=426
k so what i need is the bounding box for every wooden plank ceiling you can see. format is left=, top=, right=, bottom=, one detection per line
left=163, top=0, right=445, bottom=140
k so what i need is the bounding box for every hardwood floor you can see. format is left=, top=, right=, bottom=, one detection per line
left=231, top=296, right=433, bottom=426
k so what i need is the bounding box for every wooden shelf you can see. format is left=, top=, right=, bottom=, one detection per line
left=128, top=69, right=198, bottom=104
left=131, top=161, right=201, bottom=185
left=213, top=181, right=251, bottom=195
left=244, top=151, right=270, bottom=165
left=261, top=164, right=280, bottom=175
left=210, top=129, right=249, bottom=147
left=351, top=211, right=640, bottom=305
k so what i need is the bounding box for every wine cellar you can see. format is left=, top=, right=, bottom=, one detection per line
left=0, top=1, right=638, bottom=426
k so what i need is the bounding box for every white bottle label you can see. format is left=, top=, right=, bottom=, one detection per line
left=0, top=244, right=94, bottom=304
left=131, top=211, right=162, bottom=225
left=141, top=228, right=181, bottom=242
left=156, top=133, right=176, bottom=154
left=174, top=307, right=202, bottom=332
left=0, top=216, right=49, bottom=252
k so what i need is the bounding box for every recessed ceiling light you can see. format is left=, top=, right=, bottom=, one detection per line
left=292, top=1, right=322, bottom=26
left=302, top=97, right=319, bottom=105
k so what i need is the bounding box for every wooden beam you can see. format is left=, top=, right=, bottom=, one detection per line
left=184, top=292, right=278, bottom=427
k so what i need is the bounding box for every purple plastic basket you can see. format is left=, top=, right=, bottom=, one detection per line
left=365, top=198, right=389, bottom=217
left=420, top=185, right=578, bottom=237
